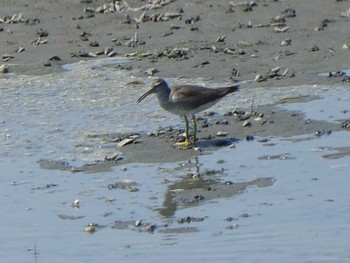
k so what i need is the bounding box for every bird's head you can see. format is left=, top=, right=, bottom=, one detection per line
left=137, top=78, right=167, bottom=103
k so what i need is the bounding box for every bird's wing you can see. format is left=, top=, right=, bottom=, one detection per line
left=171, top=85, right=232, bottom=108
left=171, top=85, right=218, bottom=100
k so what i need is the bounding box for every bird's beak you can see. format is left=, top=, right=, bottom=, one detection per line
left=137, top=89, right=155, bottom=103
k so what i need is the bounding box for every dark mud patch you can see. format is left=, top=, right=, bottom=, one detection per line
left=159, top=176, right=275, bottom=217
left=321, top=146, right=350, bottom=160
left=111, top=218, right=203, bottom=234
left=37, top=96, right=346, bottom=172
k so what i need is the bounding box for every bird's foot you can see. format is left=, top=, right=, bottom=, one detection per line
left=174, top=139, right=193, bottom=149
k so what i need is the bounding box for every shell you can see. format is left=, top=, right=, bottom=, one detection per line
left=117, top=138, right=134, bottom=147
left=216, top=131, right=229, bottom=137
left=243, top=120, right=251, bottom=127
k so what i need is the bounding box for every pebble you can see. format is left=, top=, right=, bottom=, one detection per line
left=274, top=26, right=289, bottom=32
left=145, top=67, right=159, bottom=76
left=2, top=54, right=14, bottom=61
left=194, top=147, right=201, bottom=152
left=342, top=43, right=350, bottom=49
left=16, top=46, right=25, bottom=53
left=70, top=199, right=80, bottom=209
left=341, top=8, right=350, bottom=17
left=135, top=220, right=142, bottom=227
left=84, top=223, right=98, bottom=233
left=216, top=35, right=226, bottom=43
left=107, top=50, right=117, bottom=57
left=0, top=64, right=9, bottom=73
left=281, top=38, right=291, bottom=46
left=216, top=131, right=229, bottom=137
left=146, top=224, right=156, bottom=233
left=226, top=224, right=239, bottom=230
left=271, top=66, right=280, bottom=74
left=254, top=74, right=265, bottom=82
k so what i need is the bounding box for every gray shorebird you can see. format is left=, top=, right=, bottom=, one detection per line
left=137, top=78, right=239, bottom=148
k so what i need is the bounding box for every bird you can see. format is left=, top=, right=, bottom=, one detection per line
left=137, top=78, right=239, bottom=148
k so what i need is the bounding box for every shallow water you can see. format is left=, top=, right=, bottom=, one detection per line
left=1, top=58, right=350, bottom=262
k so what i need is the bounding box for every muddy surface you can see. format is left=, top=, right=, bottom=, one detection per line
left=34, top=94, right=347, bottom=170
left=2, top=0, right=350, bottom=87
left=1, top=1, right=350, bottom=262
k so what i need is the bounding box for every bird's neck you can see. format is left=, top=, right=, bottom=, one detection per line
left=155, top=85, right=171, bottom=107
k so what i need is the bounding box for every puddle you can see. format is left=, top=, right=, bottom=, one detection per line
left=278, top=85, right=350, bottom=123
left=2, top=130, right=350, bottom=262
left=1, top=58, right=350, bottom=262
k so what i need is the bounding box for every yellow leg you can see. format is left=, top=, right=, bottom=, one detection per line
left=174, top=115, right=192, bottom=148
left=192, top=114, right=197, bottom=147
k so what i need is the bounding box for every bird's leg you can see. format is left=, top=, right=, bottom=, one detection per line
left=174, top=115, right=190, bottom=147
left=192, top=114, right=197, bottom=147
left=185, top=115, right=189, bottom=144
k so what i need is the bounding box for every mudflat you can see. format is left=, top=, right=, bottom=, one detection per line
left=1, top=0, right=350, bottom=87
left=1, top=0, right=350, bottom=165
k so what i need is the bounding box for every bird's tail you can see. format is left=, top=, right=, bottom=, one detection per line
left=216, top=85, right=240, bottom=97
left=226, top=85, right=240, bottom=94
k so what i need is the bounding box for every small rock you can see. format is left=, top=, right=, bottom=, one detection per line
left=42, top=62, right=51, bottom=67
left=37, top=28, right=48, bottom=37
left=145, top=68, right=159, bottom=76
left=88, top=52, right=97, bottom=57
left=226, top=224, right=239, bottom=230
left=308, top=45, right=319, bottom=52
left=70, top=199, right=80, bottom=209
left=2, top=54, right=14, bottom=61
left=342, top=43, right=350, bottom=49
left=135, top=220, right=142, bottom=227
left=274, top=26, right=289, bottom=33
left=341, top=120, right=350, bottom=128
left=0, top=64, right=9, bottom=73
left=89, top=41, right=99, bottom=47
left=194, top=147, right=201, bottom=152
left=104, top=47, right=113, bottom=55
left=271, top=66, right=280, bottom=74
left=216, top=119, right=229, bottom=125
left=282, top=68, right=289, bottom=76
left=84, top=223, right=98, bottom=233
left=104, top=153, right=121, bottom=161
left=146, top=224, right=156, bottom=233
left=216, top=35, right=226, bottom=43
left=216, top=131, right=229, bottom=137
left=16, top=46, right=25, bottom=53
left=224, top=47, right=235, bottom=54
left=341, top=8, right=350, bottom=17
left=246, top=135, right=254, bottom=141
left=281, top=38, right=291, bottom=46
left=254, top=74, right=266, bottom=82
left=107, top=50, right=117, bottom=57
